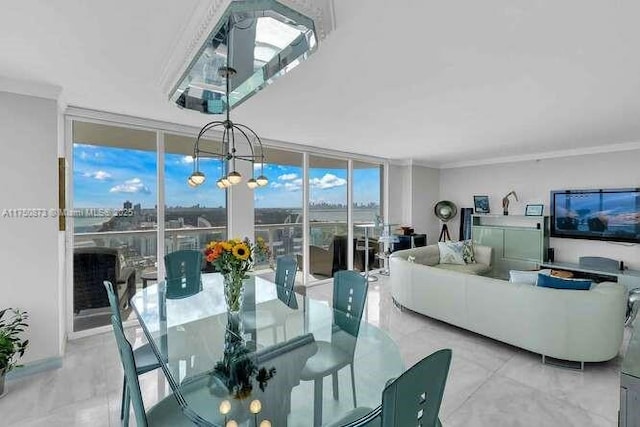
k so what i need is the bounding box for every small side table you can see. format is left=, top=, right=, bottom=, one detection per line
left=141, top=270, right=158, bottom=289
left=355, top=223, right=378, bottom=282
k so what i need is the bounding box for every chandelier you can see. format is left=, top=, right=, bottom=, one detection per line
left=187, top=21, right=268, bottom=190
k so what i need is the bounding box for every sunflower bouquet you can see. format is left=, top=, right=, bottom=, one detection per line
left=253, top=236, right=271, bottom=264
left=204, top=238, right=253, bottom=312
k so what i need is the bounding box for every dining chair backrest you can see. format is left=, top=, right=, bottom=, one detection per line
left=275, top=255, right=298, bottom=309
left=332, top=270, right=368, bottom=338
left=110, top=315, right=149, bottom=427
left=380, top=349, right=452, bottom=427
left=104, top=281, right=122, bottom=325
left=164, top=249, right=203, bottom=299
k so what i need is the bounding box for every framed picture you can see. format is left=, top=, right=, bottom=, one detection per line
left=525, top=204, right=544, bottom=216
left=473, top=195, right=490, bottom=214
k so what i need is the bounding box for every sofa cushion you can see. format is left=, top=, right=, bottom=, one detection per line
left=509, top=269, right=551, bottom=285
left=537, top=273, right=592, bottom=290
left=437, top=241, right=466, bottom=265
left=462, top=240, right=476, bottom=264
left=434, top=263, right=491, bottom=275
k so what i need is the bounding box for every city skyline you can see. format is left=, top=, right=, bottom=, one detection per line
left=74, top=144, right=382, bottom=209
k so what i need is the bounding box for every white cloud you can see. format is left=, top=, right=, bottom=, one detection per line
left=310, top=173, right=346, bottom=190
left=278, top=173, right=298, bottom=181
left=110, top=178, right=151, bottom=194
left=84, top=170, right=112, bottom=181
left=180, top=156, right=194, bottom=164
left=254, top=162, right=267, bottom=171
left=271, top=175, right=343, bottom=192
left=270, top=177, right=302, bottom=191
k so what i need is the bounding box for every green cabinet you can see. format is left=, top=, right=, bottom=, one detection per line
left=472, top=215, right=549, bottom=279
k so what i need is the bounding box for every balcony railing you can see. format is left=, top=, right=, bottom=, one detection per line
left=74, top=221, right=356, bottom=277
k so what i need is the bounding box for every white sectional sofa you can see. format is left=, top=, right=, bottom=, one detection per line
left=389, top=244, right=627, bottom=364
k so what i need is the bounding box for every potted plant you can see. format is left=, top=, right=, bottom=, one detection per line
left=0, top=308, right=29, bottom=397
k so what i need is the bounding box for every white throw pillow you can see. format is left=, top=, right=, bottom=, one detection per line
left=462, top=240, right=476, bottom=264
left=509, top=269, right=551, bottom=285
left=437, top=241, right=466, bottom=265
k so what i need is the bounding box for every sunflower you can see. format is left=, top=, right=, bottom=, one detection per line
left=221, top=241, right=233, bottom=251
left=232, top=242, right=251, bottom=261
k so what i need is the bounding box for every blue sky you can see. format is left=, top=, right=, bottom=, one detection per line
left=74, top=144, right=381, bottom=209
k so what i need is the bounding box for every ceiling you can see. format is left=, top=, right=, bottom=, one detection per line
left=3, top=0, right=640, bottom=166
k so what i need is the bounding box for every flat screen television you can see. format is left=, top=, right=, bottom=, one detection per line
left=550, top=188, right=640, bottom=243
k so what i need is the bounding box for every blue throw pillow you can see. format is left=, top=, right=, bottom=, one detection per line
left=537, top=273, right=592, bottom=290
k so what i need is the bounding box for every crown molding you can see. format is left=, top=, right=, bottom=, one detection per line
left=438, top=141, right=640, bottom=169
left=157, top=0, right=336, bottom=102
left=0, top=76, right=62, bottom=102
left=388, top=158, right=441, bottom=169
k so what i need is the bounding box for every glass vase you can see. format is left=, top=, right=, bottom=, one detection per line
left=223, top=272, right=245, bottom=314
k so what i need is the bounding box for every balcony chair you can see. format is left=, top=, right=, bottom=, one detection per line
left=330, top=349, right=452, bottom=427
left=307, top=235, right=352, bottom=278
left=164, top=249, right=203, bottom=299
left=73, top=247, right=136, bottom=329
left=300, top=270, right=369, bottom=426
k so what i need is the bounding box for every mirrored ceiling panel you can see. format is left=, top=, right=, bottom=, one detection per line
left=170, top=0, right=316, bottom=115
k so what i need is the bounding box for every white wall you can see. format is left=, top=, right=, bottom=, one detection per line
left=387, top=163, right=441, bottom=244
left=0, top=91, right=61, bottom=363
left=439, top=150, right=640, bottom=269
left=387, top=164, right=408, bottom=225
left=411, top=164, right=440, bottom=244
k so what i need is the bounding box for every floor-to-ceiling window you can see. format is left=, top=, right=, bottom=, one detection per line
left=307, top=155, right=348, bottom=282
left=68, top=114, right=387, bottom=332
left=72, top=121, right=157, bottom=332
left=353, top=161, right=384, bottom=272
left=253, top=148, right=304, bottom=271
left=164, top=133, right=227, bottom=256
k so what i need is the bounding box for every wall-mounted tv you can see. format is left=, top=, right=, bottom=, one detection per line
left=550, top=188, right=640, bottom=243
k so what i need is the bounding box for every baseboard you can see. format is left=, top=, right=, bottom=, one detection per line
left=5, top=356, right=63, bottom=381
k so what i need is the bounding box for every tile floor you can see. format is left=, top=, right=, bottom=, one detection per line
left=0, top=274, right=627, bottom=426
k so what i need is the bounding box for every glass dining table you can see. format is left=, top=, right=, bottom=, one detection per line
left=131, top=273, right=404, bottom=427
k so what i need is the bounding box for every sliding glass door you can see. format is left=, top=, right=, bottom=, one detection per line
left=72, top=121, right=157, bottom=332
left=164, top=133, right=227, bottom=256
left=353, top=161, right=384, bottom=272
left=253, top=148, right=304, bottom=271
left=307, top=155, right=348, bottom=282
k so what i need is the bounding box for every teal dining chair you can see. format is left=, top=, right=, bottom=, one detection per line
left=103, top=281, right=162, bottom=425
left=243, top=255, right=300, bottom=344
left=275, top=255, right=299, bottom=309
left=164, top=249, right=203, bottom=299
left=300, top=269, right=369, bottom=427
left=329, top=349, right=453, bottom=427
left=110, top=315, right=204, bottom=426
